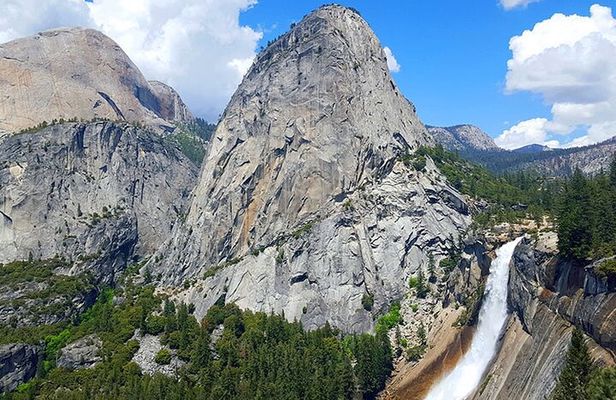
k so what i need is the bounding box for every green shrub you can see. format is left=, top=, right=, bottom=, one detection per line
left=126, top=339, right=140, bottom=355
left=45, top=328, right=71, bottom=360
left=276, top=247, right=285, bottom=265
left=343, top=199, right=354, bottom=211
left=375, top=302, right=402, bottom=335
left=165, top=331, right=181, bottom=349
left=154, top=348, right=172, bottom=365
left=292, top=221, right=315, bottom=239
left=439, top=257, right=458, bottom=274
left=146, top=315, right=166, bottom=335
left=588, top=367, right=616, bottom=399
left=406, top=344, right=426, bottom=362
left=412, top=156, right=427, bottom=171
left=596, top=259, right=616, bottom=278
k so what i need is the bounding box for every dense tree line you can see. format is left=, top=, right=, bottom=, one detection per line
left=1, top=278, right=392, bottom=400
left=556, top=160, right=616, bottom=261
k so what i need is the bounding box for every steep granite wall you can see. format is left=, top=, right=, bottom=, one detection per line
left=0, top=122, right=197, bottom=283
left=152, top=5, right=470, bottom=332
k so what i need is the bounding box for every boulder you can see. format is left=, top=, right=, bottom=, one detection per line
left=57, top=334, right=102, bottom=370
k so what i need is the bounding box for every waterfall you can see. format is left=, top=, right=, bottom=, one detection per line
left=424, top=237, right=523, bottom=400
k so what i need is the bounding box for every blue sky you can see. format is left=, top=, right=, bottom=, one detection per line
left=240, top=0, right=606, bottom=144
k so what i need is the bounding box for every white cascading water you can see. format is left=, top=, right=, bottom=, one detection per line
left=424, top=237, right=523, bottom=400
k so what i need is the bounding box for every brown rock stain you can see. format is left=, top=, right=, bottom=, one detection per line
left=382, top=309, right=475, bottom=400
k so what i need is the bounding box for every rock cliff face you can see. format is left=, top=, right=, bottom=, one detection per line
left=153, top=5, right=470, bottom=332
left=0, top=343, right=40, bottom=392
left=148, top=81, right=194, bottom=123
left=0, top=122, right=198, bottom=283
left=427, top=125, right=499, bottom=152
left=0, top=28, right=187, bottom=136
left=474, top=237, right=616, bottom=400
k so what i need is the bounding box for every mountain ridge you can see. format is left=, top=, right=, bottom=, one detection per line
left=152, top=4, right=469, bottom=332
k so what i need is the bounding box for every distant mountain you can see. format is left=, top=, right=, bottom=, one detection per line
left=508, top=137, right=616, bottom=176
left=458, top=136, right=616, bottom=176
left=427, top=124, right=500, bottom=152
left=512, top=144, right=553, bottom=154
left=0, top=27, right=193, bottom=136
left=427, top=121, right=616, bottom=176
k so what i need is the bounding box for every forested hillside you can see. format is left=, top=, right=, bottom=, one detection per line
left=0, top=269, right=393, bottom=400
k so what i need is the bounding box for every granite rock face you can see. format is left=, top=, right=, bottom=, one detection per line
left=0, top=122, right=198, bottom=283
left=0, top=28, right=186, bottom=136
left=148, top=81, right=194, bottom=123
left=57, top=334, right=102, bottom=370
left=0, top=344, right=40, bottom=393
left=154, top=5, right=470, bottom=332
left=427, top=125, right=499, bottom=152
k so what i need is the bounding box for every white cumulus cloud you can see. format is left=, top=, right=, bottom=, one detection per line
left=495, top=118, right=560, bottom=149
left=500, top=0, right=542, bottom=11
left=497, top=4, right=616, bottom=149
left=383, top=46, right=401, bottom=73
left=0, top=0, right=262, bottom=121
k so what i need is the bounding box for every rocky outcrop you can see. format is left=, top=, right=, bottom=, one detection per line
left=508, top=239, right=616, bottom=354
left=0, top=343, right=40, bottom=392
left=474, top=237, right=616, bottom=400
left=511, top=144, right=552, bottom=154
left=132, top=333, right=184, bottom=377
left=57, top=334, right=102, bottom=370
left=149, top=81, right=194, bottom=123
left=152, top=5, right=469, bottom=332
left=0, top=274, right=97, bottom=328
left=0, top=28, right=189, bottom=135
left=427, top=125, right=500, bottom=152
left=0, top=121, right=198, bottom=283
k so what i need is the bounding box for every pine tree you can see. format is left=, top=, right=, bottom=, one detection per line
left=557, top=169, right=593, bottom=259
left=588, top=367, right=616, bottom=400
left=416, top=269, right=429, bottom=298
left=552, top=329, right=594, bottom=400
left=427, top=252, right=437, bottom=283
left=609, top=155, right=616, bottom=188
